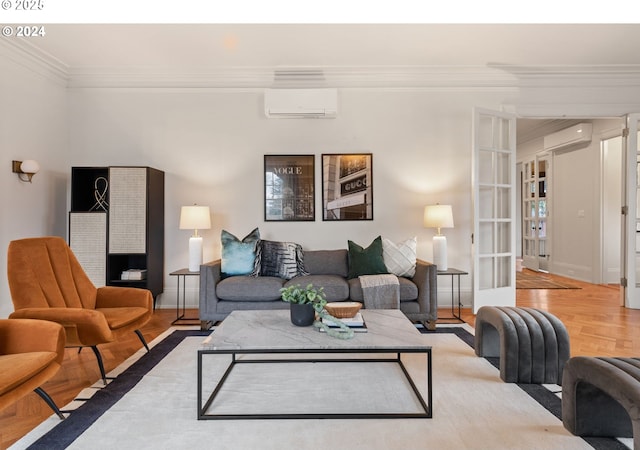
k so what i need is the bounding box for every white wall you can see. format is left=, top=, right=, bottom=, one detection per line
left=0, top=50, right=68, bottom=318
left=66, top=88, right=507, bottom=308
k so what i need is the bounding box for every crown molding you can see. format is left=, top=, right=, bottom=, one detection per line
left=63, top=65, right=520, bottom=89
left=5, top=40, right=640, bottom=91
left=490, top=64, right=640, bottom=88
left=58, top=64, right=640, bottom=90
left=0, top=38, right=68, bottom=86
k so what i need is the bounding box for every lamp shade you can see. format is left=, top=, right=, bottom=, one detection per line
left=179, top=205, right=211, bottom=231
left=423, top=204, right=454, bottom=233
left=20, top=159, right=40, bottom=174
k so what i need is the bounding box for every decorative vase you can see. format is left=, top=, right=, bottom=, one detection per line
left=290, top=303, right=315, bottom=326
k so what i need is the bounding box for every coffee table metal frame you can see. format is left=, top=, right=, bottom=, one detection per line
left=197, top=316, right=432, bottom=420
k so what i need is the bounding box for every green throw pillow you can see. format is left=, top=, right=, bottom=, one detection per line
left=221, top=227, right=260, bottom=278
left=347, top=236, right=389, bottom=279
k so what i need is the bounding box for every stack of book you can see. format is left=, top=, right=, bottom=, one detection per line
left=121, top=269, right=147, bottom=280
left=321, top=312, right=367, bottom=332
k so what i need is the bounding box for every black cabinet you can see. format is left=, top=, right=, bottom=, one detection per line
left=69, top=166, right=164, bottom=303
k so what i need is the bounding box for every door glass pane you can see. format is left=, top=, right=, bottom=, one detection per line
left=496, top=187, right=511, bottom=218
left=479, top=222, right=494, bottom=254
left=479, top=257, right=494, bottom=290
left=539, top=240, right=547, bottom=257
left=496, top=256, right=511, bottom=287
left=479, top=186, right=494, bottom=219
left=479, top=150, right=494, bottom=184
left=496, top=152, right=510, bottom=184
left=538, top=160, right=547, bottom=177
left=538, top=200, right=547, bottom=217
left=495, top=118, right=511, bottom=150
left=539, top=220, right=546, bottom=238
left=479, top=116, right=494, bottom=148
left=497, top=222, right=510, bottom=253
left=528, top=201, right=535, bottom=218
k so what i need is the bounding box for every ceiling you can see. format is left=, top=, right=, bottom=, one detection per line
left=6, top=23, right=637, bottom=142
left=14, top=23, right=640, bottom=73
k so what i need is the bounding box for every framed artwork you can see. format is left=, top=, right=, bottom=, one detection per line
left=264, top=155, right=315, bottom=221
left=321, top=153, right=373, bottom=221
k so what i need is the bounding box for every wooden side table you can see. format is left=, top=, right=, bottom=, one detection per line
left=436, top=268, right=468, bottom=323
left=169, top=268, right=200, bottom=325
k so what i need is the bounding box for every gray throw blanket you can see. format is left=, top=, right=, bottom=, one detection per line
left=358, top=274, right=400, bottom=309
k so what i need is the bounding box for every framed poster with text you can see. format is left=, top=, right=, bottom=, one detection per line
left=264, top=155, right=315, bottom=221
left=321, top=153, right=373, bottom=221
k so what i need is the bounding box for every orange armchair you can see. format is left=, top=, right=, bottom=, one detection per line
left=0, top=318, right=66, bottom=419
left=7, top=237, right=153, bottom=383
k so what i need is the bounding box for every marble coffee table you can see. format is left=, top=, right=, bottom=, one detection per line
left=197, top=309, right=432, bottom=420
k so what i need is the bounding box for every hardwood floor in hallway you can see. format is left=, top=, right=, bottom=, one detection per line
left=1, top=272, right=639, bottom=448
left=460, top=272, right=640, bottom=357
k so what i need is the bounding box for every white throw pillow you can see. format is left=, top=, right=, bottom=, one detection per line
left=382, top=236, right=417, bottom=278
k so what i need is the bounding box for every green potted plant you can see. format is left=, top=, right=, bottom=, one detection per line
left=280, top=284, right=354, bottom=339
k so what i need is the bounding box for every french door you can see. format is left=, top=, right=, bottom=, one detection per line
left=622, top=114, right=640, bottom=308
left=472, top=108, right=517, bottom=313
left=522, top=154, right=551, bottom=272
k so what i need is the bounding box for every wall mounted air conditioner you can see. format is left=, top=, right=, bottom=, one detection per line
left=543, top=123, right=593, bottom=152
left=264, top=88, right=338, bottom=118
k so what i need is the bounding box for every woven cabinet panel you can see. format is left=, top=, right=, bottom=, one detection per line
left=109, top=167, right=147, bottom=254
left=70, top=212, right=107, bottom=287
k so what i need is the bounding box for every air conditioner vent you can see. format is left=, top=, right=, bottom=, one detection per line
left=543, top=123, right=592, bottom=152
left=264, top=88, right=338, bottom=119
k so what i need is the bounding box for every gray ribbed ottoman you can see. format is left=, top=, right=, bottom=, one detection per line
left=562, top=356, right=640, bottom=448
left=474, top=306, right=570, bottom=384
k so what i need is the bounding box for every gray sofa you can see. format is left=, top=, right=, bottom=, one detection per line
left=199, top=249, right=438, bottom=330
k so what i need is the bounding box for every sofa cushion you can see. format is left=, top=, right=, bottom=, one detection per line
left=254, top=240, right=307, bottom=280
left=216, top=275, right=284, bottom=301
left=347, top=236, right=388, bottom=279
left=285, top=275, right=350, bottom=302
left=349, top=276, right=418, bottom=302
left=0, top=352, right=58, bottom=396
left=302, top=250, right=348, bottom=278
left=382, top=236, right=417, bottom=278
left=220, top=228, right=260, bottom=278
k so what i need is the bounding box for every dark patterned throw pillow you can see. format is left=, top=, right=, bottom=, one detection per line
left=254, top=240, right=307, bottom=280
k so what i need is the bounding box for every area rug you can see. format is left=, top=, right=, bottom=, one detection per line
left=13, top=326, right=629, bottom=450
left=516, top=270, right=581, bottom=289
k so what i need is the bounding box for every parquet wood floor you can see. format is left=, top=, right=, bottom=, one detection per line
left=1, top=272, right=637, bottom=448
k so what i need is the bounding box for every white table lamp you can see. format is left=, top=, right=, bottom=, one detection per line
left=424, top=204, right=454, bottom=271
left=179, top=205, right=211, bottom=272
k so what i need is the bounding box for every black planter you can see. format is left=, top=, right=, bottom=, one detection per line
left=290, top=303, right=315, bottom=326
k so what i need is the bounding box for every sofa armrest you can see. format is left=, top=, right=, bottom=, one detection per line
left=199, top=260, right=222, bottom=322
left=0, top=319, right=65, bottom=362
left=411, top=259, right=438, bottom=329
left=96, top=286, right=153, bottom=311
left=9, top=307, right=114, bottom=345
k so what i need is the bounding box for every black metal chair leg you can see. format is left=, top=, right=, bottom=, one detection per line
left=34, top=387, right=65, bottom=420
left=134, top=329, right=150, bottom=352
left=90, top=345, right=108, bottom=385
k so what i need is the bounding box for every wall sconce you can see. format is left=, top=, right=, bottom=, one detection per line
left=179, top=204, right=211, bottom=272
left=12, top=160, right=40, bottom=182
left=424, top=204, right=454, bottom=271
